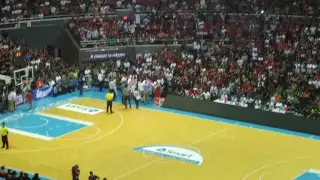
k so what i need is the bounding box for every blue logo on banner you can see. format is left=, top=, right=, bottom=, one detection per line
left=33, top=86, right=54, bottom=100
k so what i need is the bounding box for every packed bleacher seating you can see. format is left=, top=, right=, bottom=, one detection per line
left=0, top=165, right=40, bottom=180
left=64, top=0, right=320, bottom=118
left=2, top=0, right=320, bottom=178
left=70, top=12, right=263, bottom=47
left=4, top=11, right=320, bottom=119
left=269, top=0, right=320, bottom=15
left=2, top=0, right=320, bottom=27
left=0, top=0, right=119, bottom=26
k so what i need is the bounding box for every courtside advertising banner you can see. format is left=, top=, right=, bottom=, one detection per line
left=33, top=85, right=54, bottom=100
left=15, top=94, right=25, bottom=106
left=79, top=47, right=136, bottom=62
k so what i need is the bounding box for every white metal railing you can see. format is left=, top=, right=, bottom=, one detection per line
left=80, top=37, right=192, bottom=46
left=79, top=37, right=238, bottom=48
left=0, top=12, right=117, bottom=26
left=78, top=37, right=237, bottom=50
left=0, top=9, right=317, bottom=28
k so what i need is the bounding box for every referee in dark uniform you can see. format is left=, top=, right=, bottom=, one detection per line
left=1, top=122, right=9, bottom=149
left=105, top=90, right=114, bottom=114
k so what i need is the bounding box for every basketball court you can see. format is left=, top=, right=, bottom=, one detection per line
left=1, top=90, right=320, bottom=180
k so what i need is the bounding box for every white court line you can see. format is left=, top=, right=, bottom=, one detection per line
left=307, top=169, right=320, bottom=174
left=114, top=159, right=161, bottom=180
left=258, top=172, right=268, bottom=180
left=58, top=127, right=101, bottom=141
left=258, top=168, right=291, bottom=180
left=50, top=125, right=93, bottom=140
left=90, top=97, right=315, bottom=141
left=93, top=96, right=320, bottom=141
left=292, top=170, right=307, bottom=180
left=14, top=117, right=49, bottom=129
left=9, top=128, right=53, bottom=141
left=113, top=128, right=228, bottom=180
left=5, top=107, right=94, bottom=141
left=241, top=156, right=306, bottom=180
left=1, top=110, right=124, bottom=154
left=191, top=128, right=228, bottom=145
left=36, top=112, right=93, bottom=126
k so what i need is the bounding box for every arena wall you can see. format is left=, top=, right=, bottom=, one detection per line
left=162, top=94, right=320, bottom=136
left=7, top=24, right=66, bottom=48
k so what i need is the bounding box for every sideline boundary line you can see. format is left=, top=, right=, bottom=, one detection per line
left=87, top=96, right=320, bottom=141
left=59, top=127, right=101, bottom=141
left=1, top=109, right=124, bottom=154
left=9, top=128, right=53, bottom=141
left=36, top=112, right=93, bottom=126
left=292, top=170, right=306, bottom=180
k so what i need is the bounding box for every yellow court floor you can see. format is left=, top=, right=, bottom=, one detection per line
left=2, top=97, right=320, bottom=180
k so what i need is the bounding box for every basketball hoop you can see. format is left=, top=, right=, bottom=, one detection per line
left=154, top=97, right=165, bottom=107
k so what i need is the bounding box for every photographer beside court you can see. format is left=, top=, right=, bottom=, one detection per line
left=88, top=171, right=100, bottom=180
left=71, top=165, right=80, bottom=180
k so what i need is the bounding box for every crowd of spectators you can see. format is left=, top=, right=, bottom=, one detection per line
left=0, top=0, right=119, bottom=26
left=0, top=165, right=40, bottom=180
left=3, top=4, right=320, bottom=119
left=0, top=32, right=24, bottom=76
left=63, top=0, right=320, bottom=119
left=1, top=2, right=320, bottom=178
left=70, top=12, right=261, bottom=47
left=2, top=0, right=320, bottom=27
left=0, top=0, right=320, bottom=179
left=5, top=12, right=320, bottom=120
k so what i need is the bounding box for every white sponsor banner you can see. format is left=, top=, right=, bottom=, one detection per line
left=133, top=145, right=203, bottom=165
left=57, top=103, right=104, bottom=115
left=15, top=94, right=24, bottom=106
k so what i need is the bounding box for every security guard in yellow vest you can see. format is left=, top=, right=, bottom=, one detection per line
left=106, top=90, right=114, bottom=114
left=1, top=122, right=9, bottom=149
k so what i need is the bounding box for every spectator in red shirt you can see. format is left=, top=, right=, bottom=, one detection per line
left=26, top=90, right=33, bottom=110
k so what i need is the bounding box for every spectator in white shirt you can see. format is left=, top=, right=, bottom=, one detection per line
left=98, top=72, right=104, bottom=92
left=8, top=89, right=16, bottom=112
left=109, top=79, right=117, bottom=100
left=133, top=88, right=140, bottom=109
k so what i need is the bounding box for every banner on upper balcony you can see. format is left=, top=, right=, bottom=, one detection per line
left=79, top=47, right=136, bottom=62
left=196, top=31, right=209, bottom=36
left=33, top=85, right=54, bottom=100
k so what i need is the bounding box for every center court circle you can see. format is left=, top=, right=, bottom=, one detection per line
left=14, top=117, right=49, bottom=129
left=3, top=110, right=124, bottom=154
